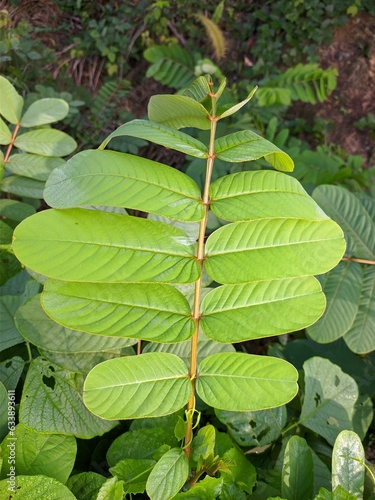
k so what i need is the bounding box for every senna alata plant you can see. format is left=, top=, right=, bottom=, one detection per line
left=12, top=76, right=345, bottom=472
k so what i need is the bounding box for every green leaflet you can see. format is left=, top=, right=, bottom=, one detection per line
left=148, top=95, right=211, bottom=130
left=313, top=185, right=375, bottom=260
left=42, top=280, right=195, bottom=343
left=205, top=218, right=345, bottom=283
left=15, top=294, right=136, bottom=353
left=219, top=86, right=258, bottom=119
left=0, top=475, right=76, bottom=499
left=0, top=423, right=76, bottom=483
left=99, top=119, right=208, bottom=158
left=7, top=154, right=65, bottom=181
left=209, top=170, right=328, bottom=221
left=20, top=357, right=117, bottom=438
left=196, top=352, right=298, bottom=411
left=201, top=276, right=325, bottom=343
left=44, top=149, right=204, bottom=221
left=0, top=75, right=24, bottom=124
left=146, top=448, right=189, bottom=500
left=214, top=130, right=294, bottom=171
left=20, top=98, right=69, bottom=127
left=83, top=353, right=191, bottom=419
left=281, top=436, right=314, bottom=500
left=300, top=357, right=359, bottom=445
left=12, top=208, right=200, bottom=283
left=307, top=262, right=363, bottom=344
left=332, top=430, right=365, bottom=499
left=1, top=175, right=45, bottom=199
left=14, top=129, right=77, bottom=157
left=0, top=116, right=11, bottom=145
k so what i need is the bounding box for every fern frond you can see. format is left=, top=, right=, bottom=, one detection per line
left=195, top=13, right=226, bottom=60
left=257, top=64, right=338, bottom=107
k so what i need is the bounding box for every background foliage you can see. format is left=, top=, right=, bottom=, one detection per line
left=0, top=0, right=374, bottom=498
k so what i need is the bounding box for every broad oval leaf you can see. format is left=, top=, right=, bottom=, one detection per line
left=0, top=199, right=36, bottom=221
left=205, top=218, right=345, bottom=283
left=332, top=430, right=365, bottom=499
left=0, top=423, right=76, bottom=483
left=196, top=352, right=298, bottom=411
left=0, top=75, right=23, bottom=124
left=20, top=98, right=69, bottom=127
left=146, top=448, right=189, bottom=500
left=307, top=262, right=363, bottom=344
left=214, top=130, right=294, bottom=171
left=313, top=185, right=375, bottom=260
left=148, top=95, right=211, bottom=130
left=44, top=149, right=204, bottom=221
left=201, top=276, right=325, bottom=343
left=20, top=357, right=117, bottom=438
left=12, top=208, right=200, bottom=283
left=7, top=153, right=65, bottom=181
left=100, top=119, right=208, bottom=158
left=15, top=294, right=136, bottom=353
left=300, top=357, right=358, bottom=445
left=14, top=129, right=77, bottom=157
left=42, top=280, right=195, bottom=343
left=83, top=353, right=191, bottom=419
left=209, top=170, right=328, bottom=221
left=1, top=175, right=45, bottom=199
left=281, top=436, right=314, bottom=500
left=343, top=265, right=375, bottom=354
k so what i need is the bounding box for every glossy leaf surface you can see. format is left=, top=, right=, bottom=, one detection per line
left=201, top=276, right=325, bottom=342
left=44, top=149, right=204, bottom=221
left=214, top=130, right=294, bottom=171
left=210, top=170, right=327, bottom=221
left=205, top=218, right=345, bottom=283
left=13, top=209, right=199, bottom=283
left=196, top=353, right=298, bottom=411
left=83, top=353, right=191, bottom=419
left=0, top=475, right=76, bottom=499
left=146, top=448, right=189, bottom=500
left=100, top=119, right=208, bottom=157
left=332, top=430, right=365, bottom=499
left=42, top=280, right=195, bottom=342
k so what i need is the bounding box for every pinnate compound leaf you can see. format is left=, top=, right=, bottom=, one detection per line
left=300, top=357, right=358, bottom=445
left=209, top=170, right=328, bottom=221
left=20, top=357, right=117, bottom=438
left=20, top=98, right=69, bottom=127
left=307, top=262, right=363, bottom=344
left=332, top=430, right=365, bottom=499
left=83, top=353, right=191, bottom=419
left=215, top=406, right=287, bottom=447
left=44, top=149, right=204, bottom=221
left=100, top=119, right=208, bottom=158
left=14, top=129, right=77, bottom=157
left=16, top=294, right=136, bottom=352
left=196, top=353, right=298, bottom=411
left=201, top=276, right=325, bottom=343
left=281, top=436, right=314, bottom=500
left=146, top=448, right=189, bottom=500
left=214, top=130, right=294, bottom=171
left=42, top=280, right=195, bottom=342
left=0, top=475, right=76, bottom=499
left=0, top=75, right=23, bottom=124
left=0, top=423, right=76, bottom=483
left=313, top=185, right=375, bottom=260
left=343, top=265, right=375, bottom=354
left=205, top=218, right=345, bottom=284
left=12, top=209, right=200, bottom=284
left=148, top=95, right=211, bottom=130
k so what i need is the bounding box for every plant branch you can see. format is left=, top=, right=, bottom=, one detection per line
left=185, top=87, right=218, bottom=457
left=4, top=122, right=20, bottom=163
left=341, top=256, right=375, bottom=265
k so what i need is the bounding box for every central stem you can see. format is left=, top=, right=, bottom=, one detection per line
left=185, top=90, right=218, bottom=456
